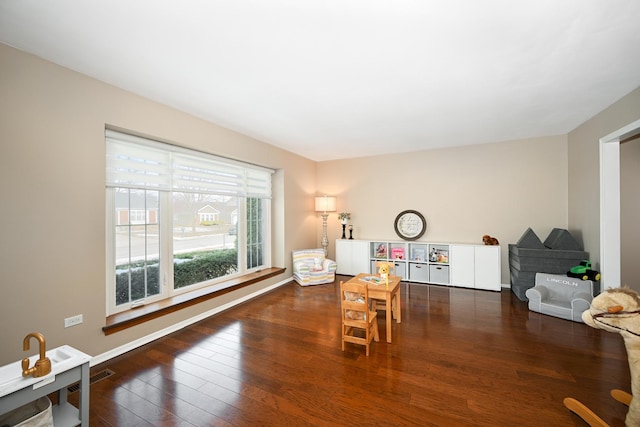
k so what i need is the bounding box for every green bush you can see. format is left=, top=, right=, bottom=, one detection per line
left=115, top=249, right=238, bottom=306
left=174, top=249, right=238, bottom=288
left=115, top=263, right=160, bottom=305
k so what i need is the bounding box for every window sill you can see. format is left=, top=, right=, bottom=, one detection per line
left=103, top=267, right=285, bottom=335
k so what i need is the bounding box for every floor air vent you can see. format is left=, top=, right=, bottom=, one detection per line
left=67, top=368, right=115, bottom=393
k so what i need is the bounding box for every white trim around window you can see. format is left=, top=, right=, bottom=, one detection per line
left=105, top=129, right=273, bottom=315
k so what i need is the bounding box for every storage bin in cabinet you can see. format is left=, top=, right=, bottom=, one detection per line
left=429, top=264, right=449, bottom=284
left=409, top=263, right=429, bottom=282
left=393, top=261, right=407, bottom=280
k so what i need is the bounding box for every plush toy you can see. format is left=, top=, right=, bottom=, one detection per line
left=482, top=234, right=499, bottom=245
left=564, top=287, right=640, bottom=426
left=378, top=263, right=390, bottom=287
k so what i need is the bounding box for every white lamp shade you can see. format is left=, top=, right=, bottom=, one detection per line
left=315, top=195, right=337, bottom=212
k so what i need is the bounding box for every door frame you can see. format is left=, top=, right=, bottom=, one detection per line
left=600, top=119, right=640, bottom=290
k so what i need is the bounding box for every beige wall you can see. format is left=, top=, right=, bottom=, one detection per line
left=317, top=135, right=570, bottom=284
left=567, top=87, right=640, bottom=278
left=3, top=39, right=640, bottom=367
left=0, top=43, right=317, bottom=365
left=621, top=139, right=640, bottom=290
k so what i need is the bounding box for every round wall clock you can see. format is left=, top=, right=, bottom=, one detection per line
left=394, top=210, right=426, bottom=240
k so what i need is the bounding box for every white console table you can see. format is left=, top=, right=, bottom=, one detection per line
left=0, top=346, right=90, bottom=427
left=336, top=239, right=501, bottom=291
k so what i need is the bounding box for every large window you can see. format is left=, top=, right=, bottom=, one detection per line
left=106, top=130, right=272, bottom=315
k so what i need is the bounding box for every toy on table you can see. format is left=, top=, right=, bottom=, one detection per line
left=378, top=263, right=390, bottom=288
left=564, top=287, right=640, bottom=426
left=567, top=260, right=601, bottom=281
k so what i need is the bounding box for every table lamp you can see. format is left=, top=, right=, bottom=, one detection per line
left=315, top=195, right=336, bottom=256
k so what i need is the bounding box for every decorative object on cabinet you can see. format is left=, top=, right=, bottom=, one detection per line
left=348, top=224, right=353, bottom=240
left=429, top=247, right=438, bottom=262
left=393, top=210, right=426, bottom=240
left=391, top=247, right=405, bottom=260
left=412, top=247, right=426, bottom=261
left=338, top=212, right=351, bottom=222
left=315, top=195, right=336, bottom=256
left=482, top=234, right=499, bottom=245
left=338, top=212, right=350, bottom=239
left=429, top=245, right=449, bottom=264
left=292, top=248, right=337, bottom=286
left=374, top=243, right=387, bottom=258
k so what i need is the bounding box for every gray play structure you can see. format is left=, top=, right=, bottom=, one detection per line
left=509, top=228, right=589, bottom=301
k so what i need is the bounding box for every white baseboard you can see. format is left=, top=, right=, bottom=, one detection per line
left=91, top=276, right=292, bottom=367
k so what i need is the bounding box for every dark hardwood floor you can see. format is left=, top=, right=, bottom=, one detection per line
left=74, top=276, right=631, bottom=426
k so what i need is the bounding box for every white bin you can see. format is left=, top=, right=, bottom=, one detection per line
left=429, top=264, right=449, bottom=284
left=0, top=396, right=53, bottom=427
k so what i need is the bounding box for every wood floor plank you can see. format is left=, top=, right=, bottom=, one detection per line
left=81, top=277, right=631, bottom=426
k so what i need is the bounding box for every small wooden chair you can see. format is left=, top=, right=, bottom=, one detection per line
left=340, top=280, right=380, bottom=356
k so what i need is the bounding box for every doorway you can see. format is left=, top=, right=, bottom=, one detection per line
left=600, top=119, right=640, bottom=290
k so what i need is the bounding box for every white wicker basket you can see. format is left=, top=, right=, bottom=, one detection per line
left=0, top=396, right=53, bottom=427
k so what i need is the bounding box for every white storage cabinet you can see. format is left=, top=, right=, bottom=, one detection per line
left=369, top=241, right=409, bottom=279
left=335, top=239, right=369, bottom=276
left=449, top=245, right=475, bottom=288
left=474, top=245, right=501, bottom=291
left=450, top=244, right=501, bottom=291
left=336, top=239, right=501, bottom=292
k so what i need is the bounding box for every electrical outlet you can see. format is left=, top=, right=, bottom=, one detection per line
left=64, top=314, right=83, bottom=328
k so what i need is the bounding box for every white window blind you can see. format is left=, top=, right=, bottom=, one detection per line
left=105, top=136, right=171, bottom=191
left=106, top=130, right=273, bottom=198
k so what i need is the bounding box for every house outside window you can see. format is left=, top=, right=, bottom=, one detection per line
left=130, top=209, right=147, bottom=224
left=197, top=204, right=220, bottom=224
left=105, top=130, right=273, bottom=315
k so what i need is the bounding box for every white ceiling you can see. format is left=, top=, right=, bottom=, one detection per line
left=1, top=1, right=639, bottom=161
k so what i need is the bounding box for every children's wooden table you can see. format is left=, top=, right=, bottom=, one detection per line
left=347, top=273, right=402, bottom=343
